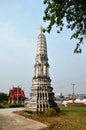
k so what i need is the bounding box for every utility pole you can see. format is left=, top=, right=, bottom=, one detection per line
left=71, top=83, right=76, bottom=102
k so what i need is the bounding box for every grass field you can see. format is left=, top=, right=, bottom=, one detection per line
left=16, top=104, right=86, bottom=130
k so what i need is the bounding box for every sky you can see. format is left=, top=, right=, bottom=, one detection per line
left=0, top=0, right=86, bottom=97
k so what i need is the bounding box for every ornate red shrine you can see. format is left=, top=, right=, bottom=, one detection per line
left=8, top=87, right=26, bottom=104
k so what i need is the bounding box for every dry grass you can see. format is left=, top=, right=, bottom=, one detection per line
left=15, top=104, right=86, bottom=130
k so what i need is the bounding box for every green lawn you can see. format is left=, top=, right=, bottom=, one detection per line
left=15, top=104, right=86, bottom=130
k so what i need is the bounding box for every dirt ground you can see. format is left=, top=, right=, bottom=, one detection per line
left=0, top=108, right=47, bottom=130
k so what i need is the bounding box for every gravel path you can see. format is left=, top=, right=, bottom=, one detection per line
left=0, top=108, right=47, bottom=130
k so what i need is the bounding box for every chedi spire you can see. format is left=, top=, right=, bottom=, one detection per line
left=26, top=27, right=58, bottom=112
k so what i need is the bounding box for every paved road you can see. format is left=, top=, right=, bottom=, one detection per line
left=0, top=108, right=47, bottom=130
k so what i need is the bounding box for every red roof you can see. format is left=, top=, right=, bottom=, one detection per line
left=8, top=87, right=26, bottom=100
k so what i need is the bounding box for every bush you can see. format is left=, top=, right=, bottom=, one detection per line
left=44, top=107, right=57, bottom=116
left=9, top=104, right=24, bottom=108
left=0, top=103, right=3, bottom=108
left=0, top=93, right=8, bottom=102
left=0, top=102, right=9, bottom=108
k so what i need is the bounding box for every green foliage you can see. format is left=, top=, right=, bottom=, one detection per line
left=0, top=103, right=3, bottom=108
left=44, top=107, right=57, bottom=116
left=0, top=93, right=8, bottom=102
left=43, top=0, right=86, bottom=53
left=0, top=102, right=9, bottom=108
left=9, top=103, right=24, bottom=108
left=0, top=101, right=24, bottom=108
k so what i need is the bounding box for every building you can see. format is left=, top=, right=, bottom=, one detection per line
left=8, top=87, right=26, bottom=104
left=26, top=27, right=58, bottom=112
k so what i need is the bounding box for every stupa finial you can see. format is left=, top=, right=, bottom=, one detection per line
left=40, top=26, right=43, bottom=33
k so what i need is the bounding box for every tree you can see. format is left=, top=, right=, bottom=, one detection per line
left=43, top=0, right=86, bottom=53
left=0, top=93, right=8, bottom=102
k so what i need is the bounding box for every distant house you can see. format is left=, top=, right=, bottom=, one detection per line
left=8, top=87, right=26, bottom=104
left=66, top=94, right=73, bottom=99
